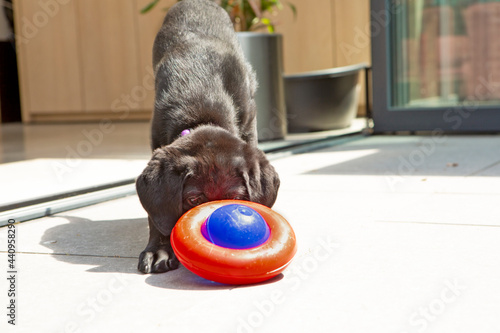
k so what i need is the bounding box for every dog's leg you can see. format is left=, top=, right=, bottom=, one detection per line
left=138, top=217, right=179, bottom=273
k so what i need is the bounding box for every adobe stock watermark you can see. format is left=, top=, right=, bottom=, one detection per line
left=63, top=274, right=131, bottom=333
left=384, top=75, right=499, bottom=192
left=6, top=219, right=18, bottom=326
left=442, top=74, right=500, bottom=130
left=340, top=0, right=403, bottom=62
left=235, top=235, right=340, bottom=333
left=400, top=279, right=466, bottom=333
left=110, top=66, right=155, bottom=118
left=50, top=119, right=116, bottom=182
left=14, top=0, right=72, bottom=46
left=385, top=129, right=447, bottom=191
left=257, top=108, right=288, bottom=142
left=50, top=66, right=155, bottom=182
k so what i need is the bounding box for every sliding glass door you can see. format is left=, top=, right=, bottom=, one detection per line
left=371, top=0, right=500, bottom=132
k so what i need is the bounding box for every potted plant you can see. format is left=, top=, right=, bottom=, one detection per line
left=141, top=0, right=296, bottom=141
left=141, top=0, right=295, bottom=32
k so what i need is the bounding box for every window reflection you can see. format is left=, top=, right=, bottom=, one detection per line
left=392, top=0, right=500, bottom=108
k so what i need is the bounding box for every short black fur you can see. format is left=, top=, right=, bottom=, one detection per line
left=136, top=0, right=280, bottom=274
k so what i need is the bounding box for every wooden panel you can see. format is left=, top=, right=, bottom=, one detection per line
left=331, top=0, right=371, bottom=67
left=275, top=0, right=335, bottom=74
left=77, top=0, right=141, bottom=112
left=14, top=0, right=82, bottom=117
left=332, top=0, right=371, bottom=116
left=135, top=0, right=176, bottom=111
left=14, top=0, right=372, bottom=121
left=29, top=111, right=150, bottom=123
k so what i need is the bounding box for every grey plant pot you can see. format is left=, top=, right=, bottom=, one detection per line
left=237, top=32, right=287, bottom=141
left=284, top=63, right=368, bottom=133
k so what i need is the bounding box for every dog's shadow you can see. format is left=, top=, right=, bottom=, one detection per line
left=41, top=215, right=281, bottom=290
left=40, top=215, right=148, bottom=274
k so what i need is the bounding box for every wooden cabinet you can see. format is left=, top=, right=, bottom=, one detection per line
left=14, top=0, right=370, bottom=122
left=77, top=0, right=140, bottom=112
left=14, top=0, right=170, bottom=122
left=14, top=0, right=82, bottom=117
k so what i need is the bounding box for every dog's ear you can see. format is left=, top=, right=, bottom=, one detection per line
left=243, top=149, right=280, bottom=208
left=136, top=147, right=188, bottom=236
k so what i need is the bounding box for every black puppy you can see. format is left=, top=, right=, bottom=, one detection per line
left=136, top=0, right=280, bottom=274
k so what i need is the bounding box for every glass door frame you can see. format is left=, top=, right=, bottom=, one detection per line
left=371, top=0, right=500, bottom=133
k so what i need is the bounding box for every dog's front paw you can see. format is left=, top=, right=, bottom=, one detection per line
left=138, top=246, right=180, bottom=274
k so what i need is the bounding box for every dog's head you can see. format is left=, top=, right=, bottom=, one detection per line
left=136, top=126, right=280, bottom=236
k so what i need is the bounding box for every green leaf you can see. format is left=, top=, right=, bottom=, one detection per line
left=140, top=0, right=161, bottom=14
left=260, top=17, right=275, bottom=33
left=285, top=1, right=297, bottom=20
left=261, top=0, right=278, bottom=12
left=260, top=17, right=271, bottom=25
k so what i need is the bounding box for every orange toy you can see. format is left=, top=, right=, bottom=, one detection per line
left=171, top=200, right=297, bottom=285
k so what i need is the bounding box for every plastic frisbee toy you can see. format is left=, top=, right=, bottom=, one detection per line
left=171, top=200, right=297, bottom=285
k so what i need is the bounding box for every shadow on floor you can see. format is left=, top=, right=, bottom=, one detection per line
left=298, top=135, right=500, bottom=177
left=40, top=215, right=284, bottom=290
left=145, top=270, right=283, bottom=291
left=40, top=215, right=148, bottom=274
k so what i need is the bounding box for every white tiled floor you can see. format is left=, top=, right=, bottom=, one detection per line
left=0, top=120, right=365, bottom=212
left=0, top=122, right=152, bottom=164
left=1, top=134, right=500, bottom=332
left=0, top=159, right=145, bottom=209
left=0, top=120, right=366, bottom=164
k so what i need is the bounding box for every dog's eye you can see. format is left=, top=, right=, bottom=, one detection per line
left=187, top=196, right=203, bottom=207
left=231, top=195, right=249, bottom=201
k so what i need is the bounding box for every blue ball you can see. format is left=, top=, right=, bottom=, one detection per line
left=202, top=204, right=271, bottom=249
